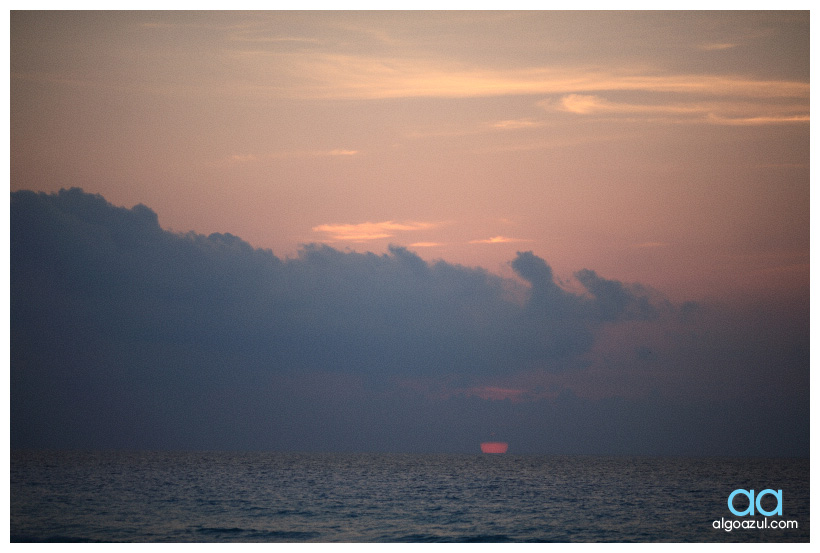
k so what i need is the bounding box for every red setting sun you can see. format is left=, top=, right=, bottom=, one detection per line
left=481, top=442, right=509, bottom=454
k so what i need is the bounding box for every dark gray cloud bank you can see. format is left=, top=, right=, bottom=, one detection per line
left=10, top=189, right=808, bottom=456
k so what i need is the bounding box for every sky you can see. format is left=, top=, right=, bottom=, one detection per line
left=9, top=10, right=811, bottom=456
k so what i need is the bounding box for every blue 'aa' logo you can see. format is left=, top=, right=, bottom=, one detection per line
left=728, top=489, right=782, bottom=517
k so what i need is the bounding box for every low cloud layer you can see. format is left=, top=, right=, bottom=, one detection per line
left=10, top=189, right=808, bottom=456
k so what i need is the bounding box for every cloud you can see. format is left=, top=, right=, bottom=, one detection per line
left=469, top=235, right=531, bottom=244
left=269, top=148, right=361, bottom=159
left=10, top=189, right=808, bottom=456
left=312, top=220, right=438, bottom=242
left=408, top=242, right=444, bottom=248
left=553, top=94, right=616, bottom=115
left=237, top=51, right=808, bottom=101
left=574, top=269, right=659, bottom=322
left=490, top=119, right=544, bottom=130
left=212, top=149, right=359, bottom=167
left=698, top=42, right=737, bottom=51
left=705, top=113, right=810, bottom=125
left=228, top=35, right=323, bottom=46
left=545, top=93, right=808, bottom=125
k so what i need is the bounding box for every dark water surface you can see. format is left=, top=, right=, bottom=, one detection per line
left=10, top=451, right=809, bottom=542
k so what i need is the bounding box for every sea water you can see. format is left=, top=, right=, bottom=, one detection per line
left=10, top=451, right=809, bottom=542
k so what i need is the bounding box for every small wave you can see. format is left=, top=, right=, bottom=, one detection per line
left=246, top=530, right=322, bottom=541
left=393, top=533, right=449, bottom=542
left=461, top=534, right=515, bottom=543
left=196, top=526, right=246, bottom=535
left=195, top=527, right=322, bottom=542
left=11, top=533, right=107, bottom=543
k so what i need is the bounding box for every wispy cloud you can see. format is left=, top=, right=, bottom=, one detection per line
left=469, top=235, right=531, bottom=244
left=214, top=149, right=359, bottom=166
left=698, top=42, right=737, bottom=51
left=21, top=35, right=806, bottom=127
left=544, top=94, right=808, bottom=125
left=706, top=114, right=810, bottom=125
left=221, top=47, right=809, bottom=102
left=490, top=118, right=545, bottom=130
left=220, top=50, right=808, bottom=128
left=409, top=242, right=444, bottom=248
left=269, top=149, right=360, bottom=159
left=228, top=34, right=322, bottom=45
left=313, top=220, right=439, bottom=242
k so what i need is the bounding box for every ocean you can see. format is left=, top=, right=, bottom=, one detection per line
left=10, top=450, right=809, bottom=542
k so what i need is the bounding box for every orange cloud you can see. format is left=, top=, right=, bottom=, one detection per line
left=545, top=94, right=808, bottom=125
left=273, top=149, right=360, bottom=158
left=313, top=220, right=438, bottom=242
left=409, top=242, right=444, bottom=248
left=469, top=235, right=531, bottom=244
left=212, top=149, right=359, bottom=167
left=230, top=50, right=808, bottom=102
left=706, top=114, right=810, bottom=126
left=490, top=118, right=544, bottom=130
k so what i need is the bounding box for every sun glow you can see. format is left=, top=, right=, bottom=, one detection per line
left=480, top=442, right=509, bottom=454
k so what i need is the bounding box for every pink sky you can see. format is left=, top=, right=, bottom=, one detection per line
left=10, top=10, right=809, bottom=303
